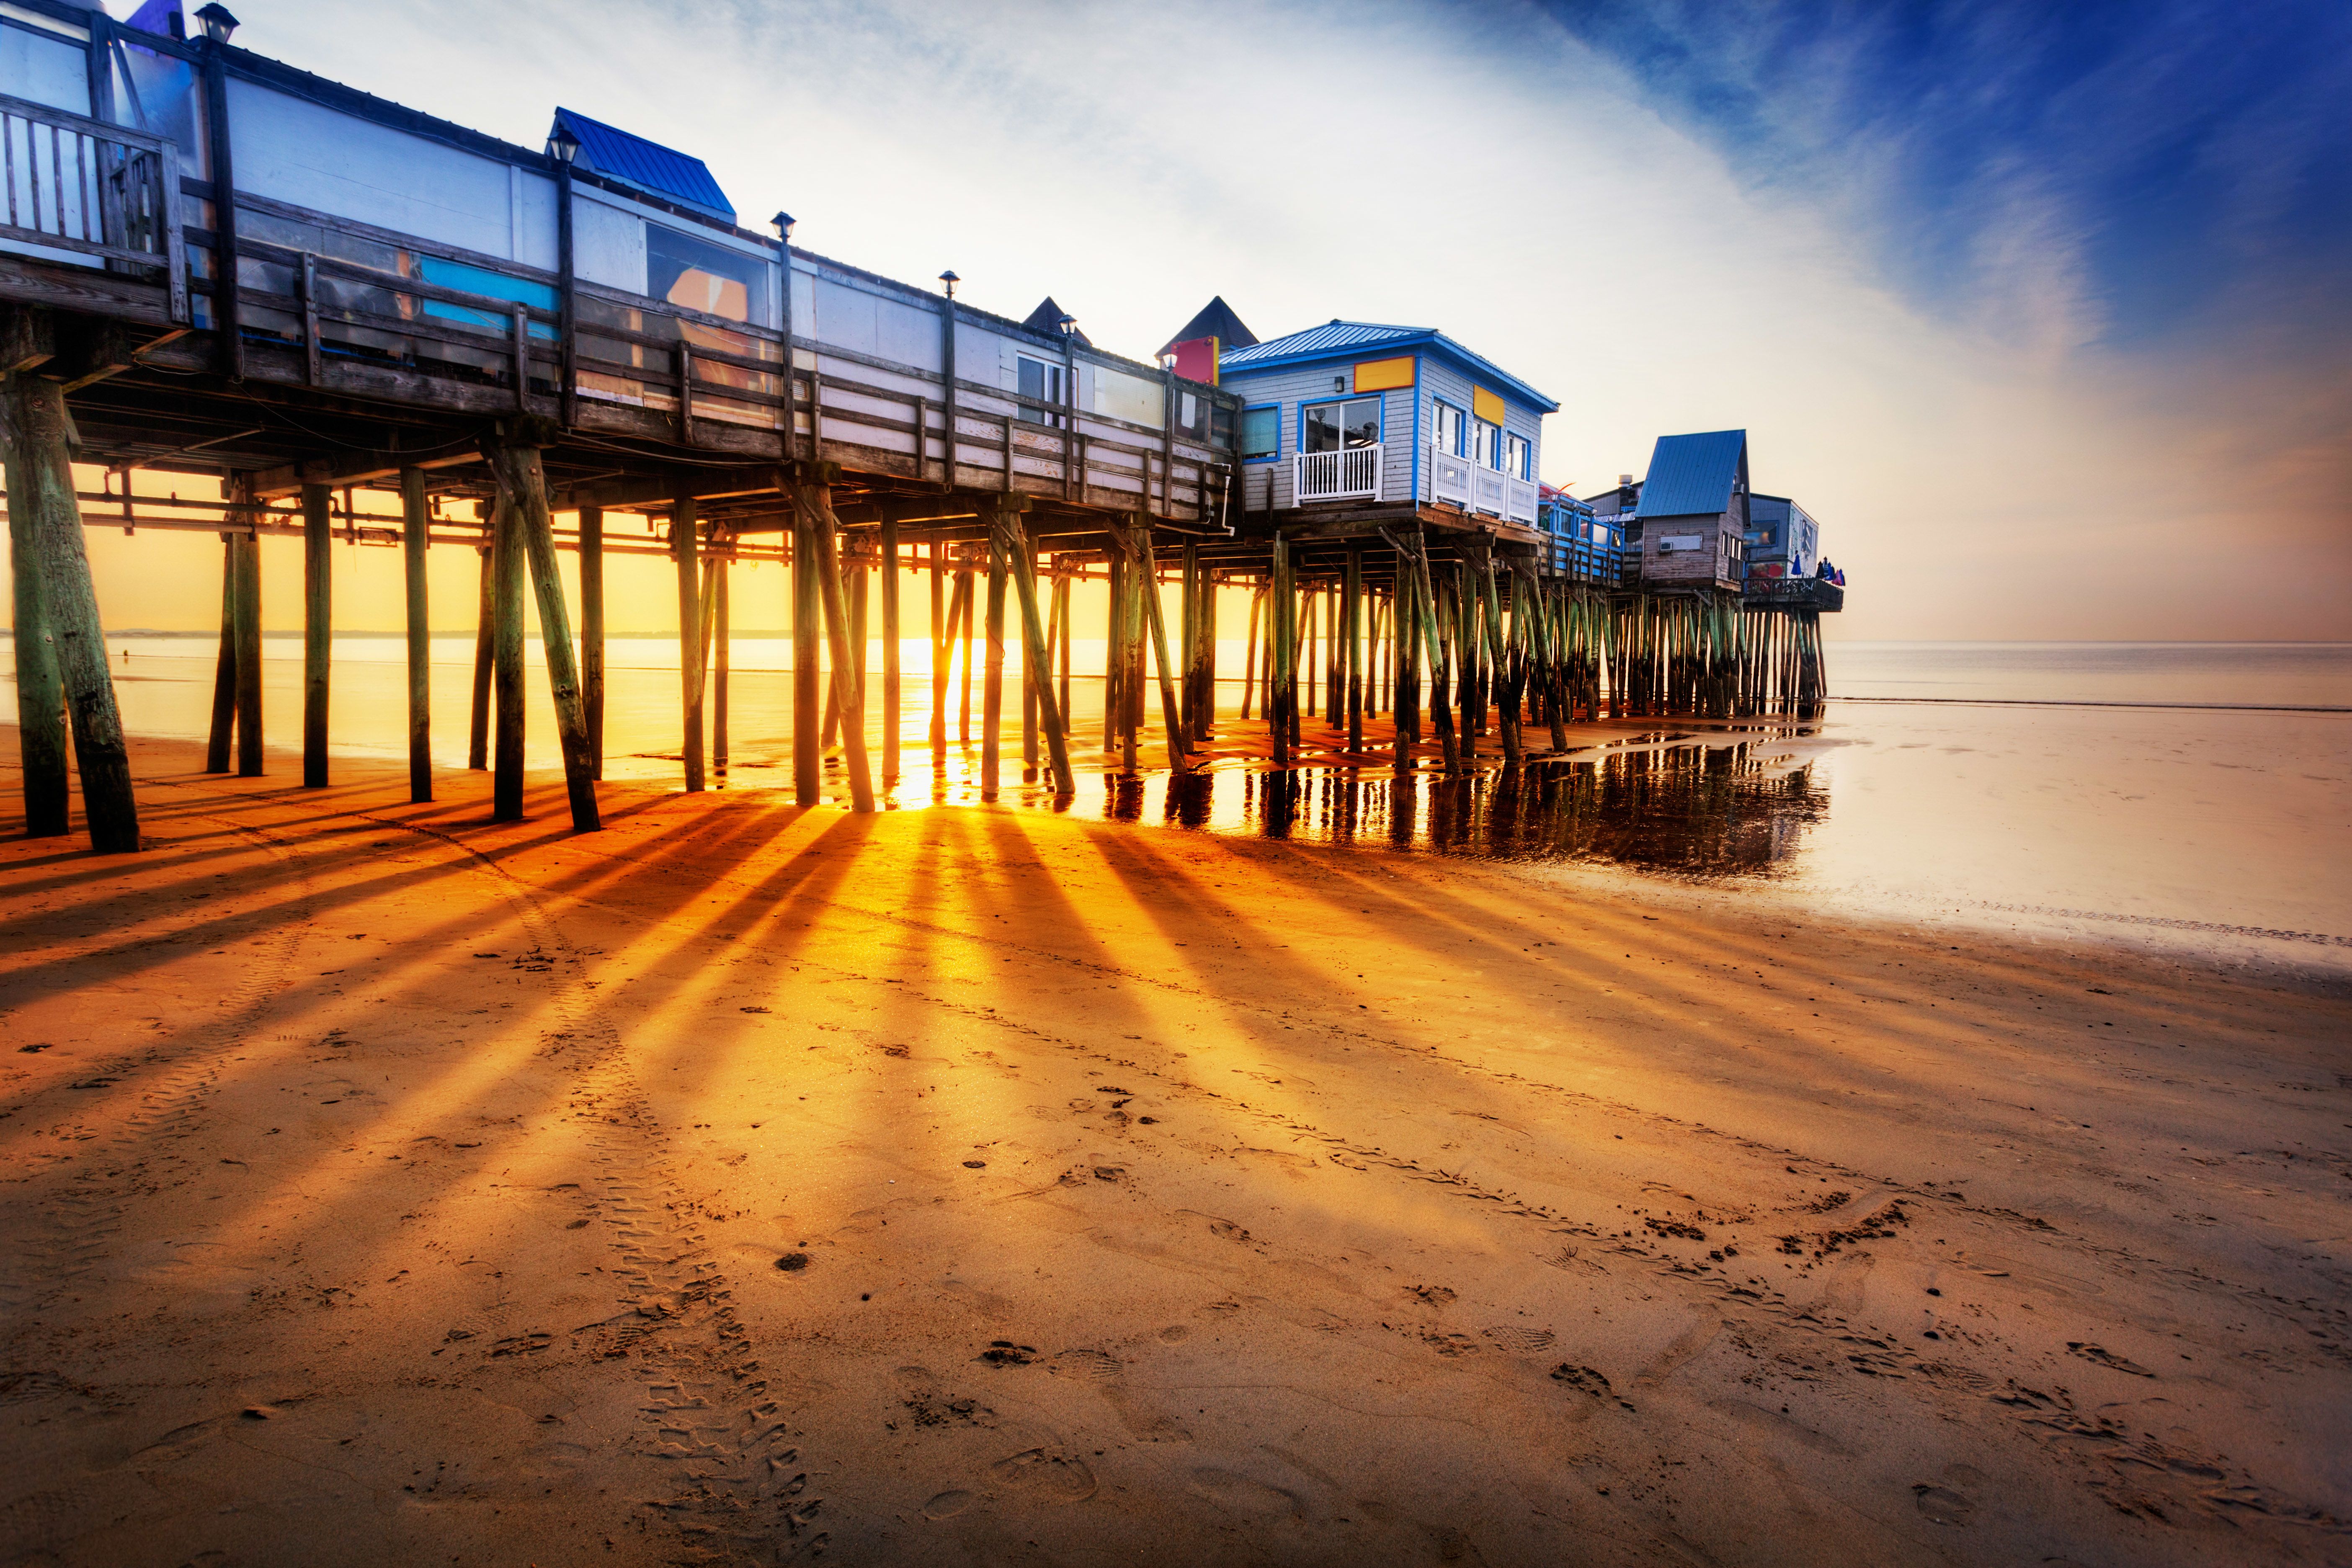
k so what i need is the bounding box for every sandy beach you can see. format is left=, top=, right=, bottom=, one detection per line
left=3, top=729, right=2347, bottom=1567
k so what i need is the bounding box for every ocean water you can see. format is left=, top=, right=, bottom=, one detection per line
left=7, top=636, right=2349, bottom=957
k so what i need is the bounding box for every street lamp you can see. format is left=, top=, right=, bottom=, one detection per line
left=194, top=3, right=237, bottom=43
left=938, top=270, right=959, bottom=299
left=547, top=124, right=580, bottom=165
left=771, top=211, right=795, bottom=243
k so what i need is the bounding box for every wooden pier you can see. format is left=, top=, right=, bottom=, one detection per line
left=0, top=0, right=1835, bottom=853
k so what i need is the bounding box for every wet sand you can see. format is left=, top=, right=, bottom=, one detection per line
left=3, top=731, right=2349, bottom=1567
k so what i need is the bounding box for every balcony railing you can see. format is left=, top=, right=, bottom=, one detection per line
left=1295, top=442, right=1382, bottom=503
left=1429, top=443, right=1538, bottom=524
left=0, top=93, right=187, bottom=324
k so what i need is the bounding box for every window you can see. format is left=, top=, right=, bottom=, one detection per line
left=1504, top=432, right=1530, bottom=480
left=1472, top=418, right=1501, bottom=469
left=1431, top=400, right=1464, bottom=456
left=1017, top=355, right=1066, bottom=426
left=1240, top=406, right=1279, bottom=462
left=647, top=225, right=761, bottom=323
left=1302, top=397, right=1380, bottom=453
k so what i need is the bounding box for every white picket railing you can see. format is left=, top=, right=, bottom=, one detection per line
left=1504, top=475, right=1538, bottom=525
left=1428, top=444, right=1474, bottom=508
left=1294, top=442, right=1382, bottom=503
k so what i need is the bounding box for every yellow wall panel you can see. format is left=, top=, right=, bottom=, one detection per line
left=1472, top=385, right=1506, bottom=425
left=1354, top=355, right=1416, bottom=392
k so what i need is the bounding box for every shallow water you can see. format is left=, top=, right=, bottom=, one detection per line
left=9, top=637, right=2350, bottom=952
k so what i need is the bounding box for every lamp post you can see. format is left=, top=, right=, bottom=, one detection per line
left=547, top=121, right=580, bottom=426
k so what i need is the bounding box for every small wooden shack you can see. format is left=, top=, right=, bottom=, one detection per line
left=1623, top=429, right=1749, bottom=592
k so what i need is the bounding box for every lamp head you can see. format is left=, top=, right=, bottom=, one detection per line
left=194, top=3, right=237, bottom=43
left=771, top=211, right=795, bottom=241
left=547, top=124, right=581, bottom=165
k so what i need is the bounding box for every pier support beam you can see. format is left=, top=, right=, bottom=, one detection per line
left=881, top=516, right=900, bottom=786
left=580, top=504, right=604, bottom=779
left=792, top=496, right=820, bottom=804
left=673, top=495, right=704, bottom=794
left=2, top=363, right=137, bottom=849
left=302, top=482, right=332, bottom=788
left=3, top=380, right=70, bottom=838
left=486, top=426, right=599, bottom=831
left=983, top=526, right=1006, bottom=796
left=928, top=538, right=947, bottom=761
left=713, top=549, right=730, bottom=776
left=490, top=491, right=526, bottom=820
left=1269, top=533, right=1293, bottom=767
left=468, top=542, right=491, bottom=769
left=232, top=501, right=261, bottom=777
left=994, top=500, right=1074, bottom=795
left=794, top=478, right=874, bottom=812
left=205, top=538, right=236, bottom=773
left=401, top=466, right=431, bottom=802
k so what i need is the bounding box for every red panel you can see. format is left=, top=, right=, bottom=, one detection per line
left=1168, top=336, right=1218, bottom=385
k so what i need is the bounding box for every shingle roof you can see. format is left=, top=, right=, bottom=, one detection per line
left=552, top=108, right=733, bottom=223
left=1634, top=430, right=1747, bottom=518
left=1221, top=320, right=1557, bottom=411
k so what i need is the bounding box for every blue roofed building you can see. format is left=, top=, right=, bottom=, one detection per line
left=1193, top=314, right=1557, bottom=531
left=1608, top=429, right=1751, bottom=592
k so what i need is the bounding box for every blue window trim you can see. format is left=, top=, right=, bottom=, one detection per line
left=1429, top=397, right=1467, bottom=458
left=1295, top=390, right=1385, bottom=451
left=1238, top=401, right=1283, bottom=465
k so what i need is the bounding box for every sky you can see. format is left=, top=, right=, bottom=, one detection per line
left=48, top=0, right=2352, bottom=639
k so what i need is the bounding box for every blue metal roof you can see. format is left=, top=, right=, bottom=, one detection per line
left=1634, top=430, right=1747, bottom=518
left=552, top=108, right=734, bottom=224
left=1221, top=320, right=1558, bottom=412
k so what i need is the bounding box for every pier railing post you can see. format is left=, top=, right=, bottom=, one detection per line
left=401, top=466, right=432, bottom=802
left=302, top=482, right=333, bottom=789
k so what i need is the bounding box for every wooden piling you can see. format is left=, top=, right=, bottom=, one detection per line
left=881, top=516, right=901, bottom=785
left=489, top=493, right=526, bottom=820
left=1127, top=516, right=1189, bottom=772
left=713, top=552, right=731, bottom=775
left=3, top=376, right=76, bottom=838
left=958, top=567, right=976, bottom=745
left=797, top=481, right=874, bottom=812
left=205, top=539, right=235, bottom=773
left=1344, top=545, right=1364, bottom=753
left=998, top=503, right=1075, bottom=794
left=231, top=517, right=261, bottom=777
left=792, top=499, right=821, bottom=804
left=6, top=371, right=137, bottom=848
left=580, top=503, right=604, bottom=779
left=1055, top=571, right=1072, bottom=725
left=1269, top=534, right=1293, bottom=767
left=984, top=529, right=1006, bottom=793
left=401, top=466, right=431, bottom=802
left=928, top=537, right=946, bottom=758
left=673, top=495, right=705, bottom=794
left=468, top=543, right=492, bottom=770
left=302, top=482, right=332, bottom=789
left=486, top=431, right=599, bottom=832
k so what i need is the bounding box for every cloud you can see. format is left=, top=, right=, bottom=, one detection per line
left=72, top=0, right=2352, bottom=639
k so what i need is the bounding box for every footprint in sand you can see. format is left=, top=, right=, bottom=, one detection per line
left=1047, top=1349, right=1121, bottom=1381
left=921, top=1489, right=975, bottom=1520
left=1912, top=1484, right=1974, bottom=1525
left=1187, top=1467, right=1302, bottom=1519
left=1481, top=1326, right=1556, bottom=1353
left=989, top=1447, right=1096, bottom=1503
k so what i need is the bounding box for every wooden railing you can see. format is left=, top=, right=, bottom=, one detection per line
left=166, top=192, right=1234, bottom=523
left=0, top=92, right=187, bottom=323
